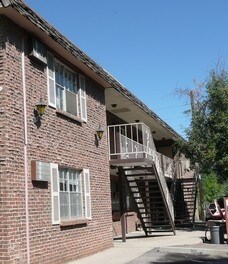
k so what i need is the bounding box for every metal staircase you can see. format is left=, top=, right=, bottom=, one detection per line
left=120, top=165, right=175, bottom=236
left=108, top=122, right=176, bottom=236
left=174, top=178, right=197, bottom=223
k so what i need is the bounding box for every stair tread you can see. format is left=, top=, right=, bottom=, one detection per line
left=136, top=196, right=163, bottom=199
left=126, top=173, right=155, bottom=177
left=123, top=167, right=153, bottom=172
left=178, top=178, right=196, bottom=182
left=146, top=229, right=173, bottom=233
left=136, top=200, right=164, bottom=204
left=123, top=165, right=175, bottom=237
left=128, top=179, right=155, bottom=183
left=131, top=190, right=161, bottom=194
left=143, top=220, right=170, bottom=224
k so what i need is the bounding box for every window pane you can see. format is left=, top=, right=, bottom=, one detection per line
left=68, top=73, right=72, bottom=91
left=59, top=170, right=64, bottom=191
left=48, top=79, right=55, bottom=105
left=70, top=193, right=82, bottom=218
left=60, top=192, right=69, bottom=219
left=66, top=90, right=77, bottom=116
left=64, top=71, right=68, bottom=89
left=69, top=173, right=73, bottom=192
left=47, top=53, right=54, bottom=78
left=73, top=75, right=77, bottom=93
left=56, top=85, right=64, bottom=110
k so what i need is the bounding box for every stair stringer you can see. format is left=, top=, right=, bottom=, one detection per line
left=121, top=167, right=150, bottom=236
left=121, top=161, right=175, bottom=236
left=151, top=161, right=176, bottom=235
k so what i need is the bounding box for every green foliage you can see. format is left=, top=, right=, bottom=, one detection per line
left=221, top=180, right=228, bottom=197
left=202, top=173, right=224, bottom=202
left=175, top=70, right=228, bottom=182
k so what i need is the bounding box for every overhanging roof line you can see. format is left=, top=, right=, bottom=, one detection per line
left=0, top=0, right=182, bottom=139
left=0, top=0, right=11, bottom=7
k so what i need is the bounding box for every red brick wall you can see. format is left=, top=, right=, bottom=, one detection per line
left=112, top=212, right=138, bottom=237
left=0, top=18, right=12, bottom=264
left=0, top=16, right=113, bottom=264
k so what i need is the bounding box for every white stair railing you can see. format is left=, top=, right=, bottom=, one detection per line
left=150, top=150, right=174, bottom=222
left=108, top=123, right=174, bottom=178
left=108, top=123, right=175, bottom=223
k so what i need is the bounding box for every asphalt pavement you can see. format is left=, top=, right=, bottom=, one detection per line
left=128, top=248, right=228, bottom=263
left=69, top=228, right=228, bottom=264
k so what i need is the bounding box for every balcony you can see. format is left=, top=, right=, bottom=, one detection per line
left=108, top=122, right=174, bottom=178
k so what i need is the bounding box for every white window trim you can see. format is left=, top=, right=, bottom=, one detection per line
left=55, top=167, right=91, bottom=222
left=51, top=163, right=60, bottom=225
left=83, top=169, right=91, bottom=219
left=47, top=53, right=56, bottom=108
left=79, top=74, right=87, bottom=123
left=47, top=53, right=87, bottom=121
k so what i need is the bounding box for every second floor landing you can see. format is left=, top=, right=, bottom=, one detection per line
left=108, top=122, right=174, bottom=179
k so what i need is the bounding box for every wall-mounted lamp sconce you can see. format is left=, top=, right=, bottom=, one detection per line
left=96, top=124, right=104, bottom=140
left=111, top=104, right=117, bottom=108
left=33, top=98, right=46, bottom=126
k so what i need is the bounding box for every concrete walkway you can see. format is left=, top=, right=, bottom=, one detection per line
left=68, top=228, right=227, bottom=264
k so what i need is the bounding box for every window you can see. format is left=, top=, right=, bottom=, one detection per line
left=47, top=53, right=87, bottom=122
left=59, top=168, right=83, bottom=219
left=51, top=164, right=91, bottom=224
left=29, top=38, right=47, bottom=64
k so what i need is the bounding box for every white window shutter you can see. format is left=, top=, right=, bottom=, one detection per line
left=79, top=75, right=87, bottom=122
left=83, top=169, right=91, bottom=219
left=51, top=163, right=60, bottom=225
left=47, top=53, right=56, bottom=108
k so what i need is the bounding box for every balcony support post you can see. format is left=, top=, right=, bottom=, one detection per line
left=118, top=166, right=126, bottom=242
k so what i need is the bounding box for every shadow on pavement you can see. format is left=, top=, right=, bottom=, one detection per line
left=127, top=249, right=228, bottom=263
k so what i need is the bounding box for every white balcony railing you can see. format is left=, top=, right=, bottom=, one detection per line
left=108, top=123, right=174, bottom=178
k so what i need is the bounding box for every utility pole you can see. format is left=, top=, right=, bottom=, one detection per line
left=189, top=92, right=204, bottom=221
left=190, top=90, right=195, bottom=120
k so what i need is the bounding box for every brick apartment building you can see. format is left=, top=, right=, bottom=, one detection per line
left=0, top=1, right=196, bottom=263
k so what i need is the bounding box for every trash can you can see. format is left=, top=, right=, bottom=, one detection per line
left=219, top=225, right=224, bottom=244
left=210, top=225, right=224, bottom=244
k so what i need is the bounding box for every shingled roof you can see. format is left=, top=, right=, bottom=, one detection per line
left=0, top=0, right=181, bottom=139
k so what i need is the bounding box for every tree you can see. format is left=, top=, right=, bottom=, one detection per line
left=203, top=173, right=224, bottom=203
left=176, top=70, right=228, bottom=182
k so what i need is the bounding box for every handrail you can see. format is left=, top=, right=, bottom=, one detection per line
left=108, top=123, right=174, bottom=178
left=151, top=150, right=175, bottom=221
left=108, top=123, right=175, bottom=227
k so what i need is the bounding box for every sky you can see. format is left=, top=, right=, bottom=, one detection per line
left=25, top=0, right=228, bottom=137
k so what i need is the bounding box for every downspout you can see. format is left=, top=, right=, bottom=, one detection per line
left=22, top=38, right=30, bottom=264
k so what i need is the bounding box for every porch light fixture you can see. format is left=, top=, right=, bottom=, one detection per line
left=33, top=98, right=46, bottom=125
left=96, top=124, right=104, bottom=140
left=111, top=104, right=117, bottom=108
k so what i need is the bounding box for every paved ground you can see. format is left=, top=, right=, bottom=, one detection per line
left=128, top=249, right=228, bottom=263
left=69, top=228, right=228, bottom=264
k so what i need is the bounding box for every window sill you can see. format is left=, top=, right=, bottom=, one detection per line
left=60, top=218, right=89, bottom=227
left=56, top=108, right=83, bottom=124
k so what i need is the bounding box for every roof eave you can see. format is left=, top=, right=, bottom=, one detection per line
left=0, top=0, right=182, bottom=140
